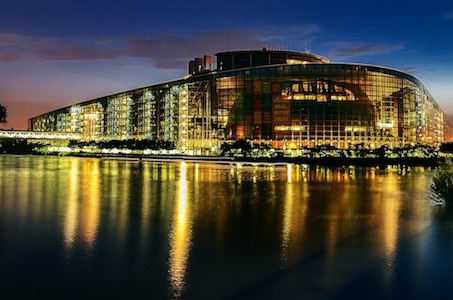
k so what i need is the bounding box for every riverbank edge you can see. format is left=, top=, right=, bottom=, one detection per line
left=56, top=153, right=440, bottom=167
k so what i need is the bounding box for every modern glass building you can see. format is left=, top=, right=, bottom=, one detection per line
left=29, top=49, right=445, bottom=152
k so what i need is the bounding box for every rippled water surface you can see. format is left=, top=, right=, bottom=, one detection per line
left=1, top=155, right=452, bottom=299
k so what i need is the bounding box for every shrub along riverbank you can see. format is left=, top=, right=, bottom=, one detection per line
left=432, top=158, right=453, bottom=204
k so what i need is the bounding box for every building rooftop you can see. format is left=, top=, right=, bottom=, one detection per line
left=216, top=48, right=329, bottom=71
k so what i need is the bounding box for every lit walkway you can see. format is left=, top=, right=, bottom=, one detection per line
left=0, top=130, right=82, bottom=140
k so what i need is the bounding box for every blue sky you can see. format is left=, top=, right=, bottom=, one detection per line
left=1, top=0, right=452, bottom=129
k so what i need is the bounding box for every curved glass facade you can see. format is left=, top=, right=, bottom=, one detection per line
left=29, top=50, right=444, bottom=151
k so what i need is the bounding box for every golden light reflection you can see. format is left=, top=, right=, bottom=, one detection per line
left=80, top=160, right=100, bottom=251
left=63, top=159, right=80, bottom=253
left=117, top=163, right=130, bottom=243
left=9, top=157, right=32, bottom=228
left=287, top=163, right=292, bottom=183
left=325, top=170, right=353, bottom=263
left=168, top=162, right=193, bottom=298
left=63, top=159, right=101, bottom=256
left=379, top=173, right=403, bottom=290
left=140, top=163, right=151, bottom=253
left=103, top=161, right=130, bottom=245
left=280, top=165, right=308, bottom=266
left=253, top=165, right=257, bottom=183
left=236, top=164, right=242, bottom=183
left=281, top=181, right=294, bottom=265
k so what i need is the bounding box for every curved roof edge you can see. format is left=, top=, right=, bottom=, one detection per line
left=215, top=49, right=329, bottom=71
left=216, top=49, right=329, bottom=63
left=29, top=59, right=442, bottom=121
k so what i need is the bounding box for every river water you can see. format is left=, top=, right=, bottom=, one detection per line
left=0, top=155, right=452, bottom=299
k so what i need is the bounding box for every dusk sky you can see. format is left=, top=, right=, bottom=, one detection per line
left=1, top=0, right=453, bottom=129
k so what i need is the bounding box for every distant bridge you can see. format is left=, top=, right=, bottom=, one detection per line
left=0, top=130, right=82, bottom=140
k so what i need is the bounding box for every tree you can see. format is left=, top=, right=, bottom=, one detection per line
left=432, top=157, right=453, bottom=202
left=0, top=103, right=7, bottom=125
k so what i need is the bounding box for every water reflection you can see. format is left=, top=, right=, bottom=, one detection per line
left=62, top=159, right=101, bottom=258
left=139, top=163, right=152, bottom=256
left=80, top=160, right=100, bottom=251
left=378, top=171, right=401, bottom=289
left=0, top=156, right=442, bottom=299
left=63, top=159, right=79, bottom=255
left=113, top=162, right=130, bottom=246
left=281, top=180, right=293, bottom=265
left=281, top=179, right=306, bottom=266
left=286, top=163, right=292, bottom=183
left=168, top=162, right=192, bottom=298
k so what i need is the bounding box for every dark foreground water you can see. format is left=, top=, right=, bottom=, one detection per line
left=1, top=155, right=452, bottom=299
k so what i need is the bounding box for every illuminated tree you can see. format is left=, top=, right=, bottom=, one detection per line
left=0, top=103, right=7, bottom=125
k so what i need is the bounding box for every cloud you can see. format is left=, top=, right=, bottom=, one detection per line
left=0, top=34, right=126, bottom=61
left=329, top=42, right=403, bottom=59
left=0, top=52, right=22, bottom=62
left=33, top=40, right=124, bottom=61
left=125, top=24, right=320, bottom=68
left=0, top=25, right=321, bottom=68
left=123, top=30, right=262, bottom=69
